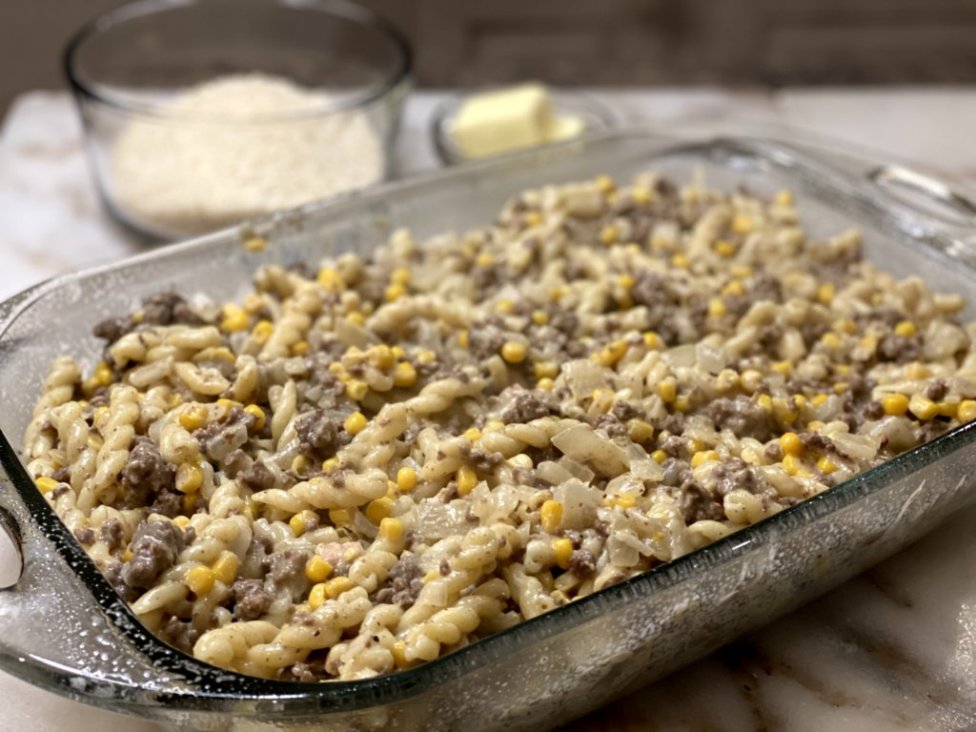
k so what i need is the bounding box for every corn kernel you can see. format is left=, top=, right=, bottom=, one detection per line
left=390, top=267, right=411, bottom=286
left=627, top=419, right=654, bottom=444
left=182, top=493, right=197, bottom=514
left=780, top=432, right=804, bottom=456
left=329, top=508, right=351, bottom=526
left=291, top=455, right=309, bottom=475
left=690, top=450, right=719, bottom=468
left=306, top=556, right=334, bottom=583
left=457, top=330, right=470, bottom=349
left=552, top=538, right=573, bottom=570
left=379, top=517, right=404, bottom=543
left=368, top=345, right=395, bottom=370
left=774, top=190, right=794, bottom=207
left=217, top=398, right=240, bottom=413
left=722, top=280, right=745, bottom=297
left=317, top=268, right=344, bottom=292
left=176, top=462, right=203, bottom=494
left=524, top=211, right=543, bottom=227
left=463, top=427, right=482, bottom=442
left=346, top=380, right=369, bottom=401
left=904, top=363, right=931, bottom=380
left=731, top=214, right=754, bottom=235
left=172, top=515, right=191, bottom=530
left=958, top=400, right=976, bottom=423
left=607, top=494, right=637, bottom=510
left=365, top=497, right=394, bottom=524
left=811, top=393, right=829, bottom=407
left=771, top=360, right=793, bottom=376
left=816, top=283, right=836, bottom=305
left=344, top=411, right=368, bottom=436
left=816, top=456, right=838, bottom=475
left=308, top=583, right=328, bottom=610
left=186, top=565, right=216, bottom=596
left=658, top=379, right=677, bottom=403
left=378, top=360, right=413, bottom=390
left=220, top=304, right=249, bottom=333
left=597, top=340, right=629, bottom=367
left=880, top=393, right=909, bottom=416
left=346, top=311, right=366, bottom=326
left=531, top=309, right=549, bottom=326
left=392, top=641, right=410, bottom=668
left=35, top=475, right=59, bottom=494
left=909, top=394, right=939, bottom=421
left=540, top=499, right=563, bottom=533
left=714, top=240, right=736, bottom=257
left=385, top=283, right=406, bottom=302
left=937, top=401, right=959, bottom=419
left=757, top=394, right=773, bottom=412
left=178, top=403, right=208, bottom=431
left=324, top=576, right=356, bottom=600
left=456, top=466, right=478, bottom=496
left=537, top=377, right=554, bottom=391
left=674, top=395, right=692, bottom=413
left=289, top=510, right=317, bottom=536
left=632, top=185, right=654, bottom=205
left=643, top=331, right=662, bottom=350
left=243, top=235, right=266, bottom=252
left=501, top=341, right=527, bottom=364
left=820, top=332, right=843, bottom=350
left=475, top=252, right=495, bottom=268
left=548, top=285, right=566, bottom=302
left=396, top=466, right=417, bottom=492
left=671, top=254, right=690, bottom=269
left=782, top=454, right=802, bottom=476
left=833, top=382, right=849, bottom=395
left=651, top=449, right=668, bottom=464
left=835, top=320, right=858, bottom=336
left=250, top=320, right=274, bottom=346
left=495, top=299, right=515, bottom=315
left=93, top=361, right=113, bottom=388
left=595, top=174, right=615, bottom=193
left=599, top=225, right=619, bottom=246
left=895, top=320, right=917, bottom=338
left=243, top=404, right=266, bottom=432
left=212, top=551, right=240, bottom=585
left=534, top=361, right=558, bottom=380
left=707, top=298, right=727, bottom=318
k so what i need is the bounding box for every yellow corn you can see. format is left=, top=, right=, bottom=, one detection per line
left=308, top=582, right=328, bottom=610
left=365, top=497, right=394, bottom=524
left=475, top=252, right=495, bottom=268
left=771, top=360, right=793, bottom=376
left=220, top=304, right=249, bottom=333
left=243, top=236, right=266, bottom=252
left=540, top=499, right=563, bottom=533
left=496, top=299, right=515, bottom=315
left=833, top=382, right=849, bottom=395
left=707, top=298, right=727, bottom=318
left=317, top=268, right=344, bottom=292
left=390, top=267, right=411, bottom=286
left=251, top=320, right=274, bottom=344
left=904, top=363, right=931, bottom=380
left=172, top=515, right=191, bottom=530
left=322, top=457, right=341, bottom=474
left=691, top=450, right=719, bottom=468
left=289, top=341, right=308, bottom=357
left=385, top=283, right=406, bottom=302
left=344, top=411, right=368, bottom=435
left=811, top=393, right=830, bottom=407
left=289, top=510, right=317, bottom=536
left=531, top=309, right=550, bottom=326
left=176, top=462, right=203, bottom=494
left=780, top=432, right=804, bottom=456
left=714, top=240, right=736, bottom=257
left=816, top=456, right=838, bottom=475
left=627, top=419, right=654, bottom=444
left=938, top=401, right=959, bottom=419
left=820, top=332, right=842, bottom=350
left=651, top=449, right=668, bottom=464
left=243, top=404, right=266, bottom=431
left=306, top=556, right=334, bottom=583
left=501, top=341, right=527, bottom=364
left=537, top=378, right=555, bottom=391
left=895, top=320, right=917, bottom=338
left=347, top=311, right=366, bottom=326
left=291, top=454, right=309, bottom=474
left=597, top=340, right=628, bottom=367
left=534, top=361, right=558, bottom=380
left=393, top=362, right=418, bottom=388
left=881, top=393, right=910, bottom=416
left=329, top=508, right=351, bottom=526
left=782, top=454, right=802, bottom=476
left=731, top=214, right=754, bottom=235
left=958, top=400, right=976, bottom=423
left=552, top=538, right=573, bottom=570
left=756, top=394, right=773, bottom=412
left=909, top=394, right=939, bottom=421
left=775, top=190, right=793, bottom=206
left=722, top=280, right=745, bottom=297
left=396, top=466, right=418, bottom=492
left=93, top=361, right=113, bottom=388
left=217, top=398, right=241, bottom=413
left=35, top=475, right=59, bottom=494
left=379, top=517, right=404, bottom=543
left=457, top=330, right=470, bottom=349
left=599, top=225, right=619, bottom=246
left=632, top=185, right=654, bottom=205
left=671, top=253, right=690, bottom=269
left=463, top=427, right=482, bottom=443
left=835, top=320, right=857, bottom=336
left=346, top=380, right=369, bottom=401
left=456, top=466, right=478, bottom=496
left=643, top=331, right=662, bottom=350
left=369, top=345, right=396, bottom=370
left=674, top=395, right=692, bottom=413
left=524, top=211, right=543, bottom=227
left=182, top=494, right=197, bottom=514
left=392, top=641, right=410, bottom=668
left=816, top=283, right=836, bottom=305
left=658, top=379, right=677, bottom=403
left=185, top=565, right=216, bottom=596
left=179, top=404, right=208, bottom=431
left=324, top=576, right=356, bottom=600
left=606, top=494, right=637, bottom=510
left=212, top=551, right=240, bottom=585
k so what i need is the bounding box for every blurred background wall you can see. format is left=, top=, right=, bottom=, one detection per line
left=3, top=0, right=976, bottom=115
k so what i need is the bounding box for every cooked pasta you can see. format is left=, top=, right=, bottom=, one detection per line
left=24, top=173, right=976, bottom=681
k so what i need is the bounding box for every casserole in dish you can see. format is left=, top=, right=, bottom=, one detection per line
left=0, top=131, right=975, bottom=730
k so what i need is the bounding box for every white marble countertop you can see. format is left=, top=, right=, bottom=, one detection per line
left=1, top=87, right=976, bottom=731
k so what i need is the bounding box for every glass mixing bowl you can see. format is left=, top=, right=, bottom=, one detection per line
left=64, top=0, right=412, bottom=241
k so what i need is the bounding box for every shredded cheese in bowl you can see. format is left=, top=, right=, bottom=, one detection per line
left=110, top=73, right=384, bottom=237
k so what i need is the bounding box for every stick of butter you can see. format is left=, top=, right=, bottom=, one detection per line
left=449, top=83, right=583, bottom=159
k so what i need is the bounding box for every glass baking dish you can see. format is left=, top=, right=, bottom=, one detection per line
left=0, top=130, right=975, bottom=731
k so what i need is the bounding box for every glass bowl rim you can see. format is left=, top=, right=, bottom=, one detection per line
left=62, top=0, right=413, bottom=125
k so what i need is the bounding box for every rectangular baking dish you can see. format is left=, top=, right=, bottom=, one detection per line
left=0, top=130, right=975, bottom=732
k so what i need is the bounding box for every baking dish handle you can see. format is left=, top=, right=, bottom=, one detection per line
left=867, top=164, right=976, bottom=227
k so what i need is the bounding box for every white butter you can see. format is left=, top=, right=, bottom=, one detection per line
left=450, top=83, right=583, bottom=159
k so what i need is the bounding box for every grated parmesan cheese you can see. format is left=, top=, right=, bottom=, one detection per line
left=110, top=73, right=384, bottom=237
